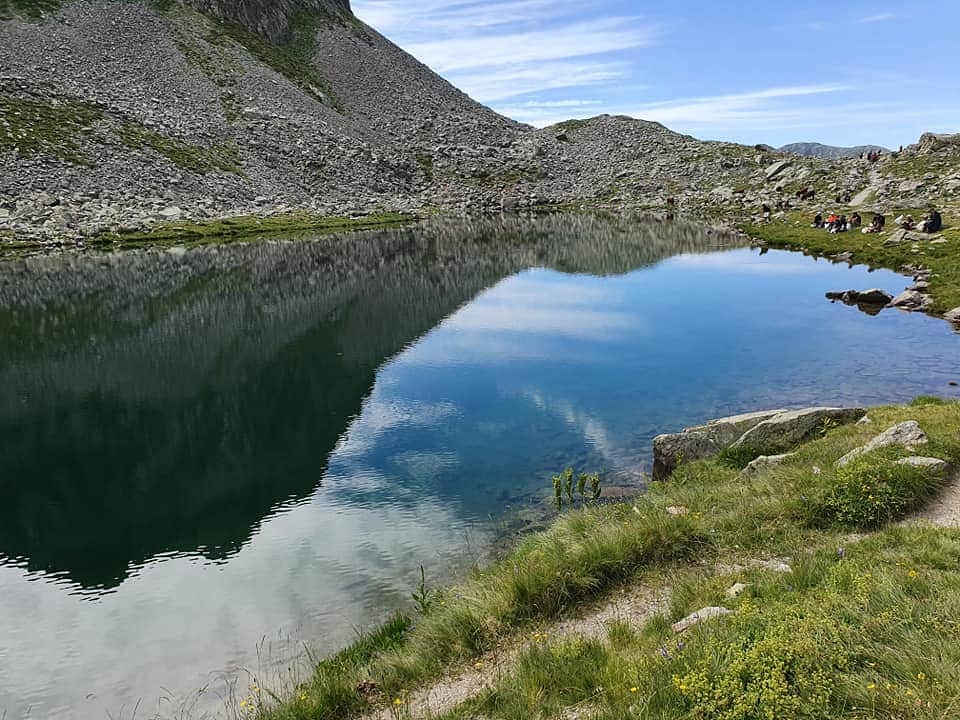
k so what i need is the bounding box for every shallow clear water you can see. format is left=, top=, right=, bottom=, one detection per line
left=1, top=216, right=958, bottom=719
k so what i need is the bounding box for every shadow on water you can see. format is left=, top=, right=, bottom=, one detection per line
left=0, top=215, right=737, bottom=592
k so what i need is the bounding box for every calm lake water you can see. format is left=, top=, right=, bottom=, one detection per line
left=2, top=216, right=959, bottom=719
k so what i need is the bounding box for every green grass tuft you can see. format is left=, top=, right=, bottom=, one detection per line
left=116, top=121, right=242, bottom=175
left=0, top=95, right=102, bottom=165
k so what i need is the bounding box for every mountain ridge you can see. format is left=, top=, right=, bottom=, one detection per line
left=0, top=0, right=957, bottom=245
left=780, top=141, right=890, bottom=159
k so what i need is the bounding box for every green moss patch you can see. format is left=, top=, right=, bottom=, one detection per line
left=0, top=95, right=102, bottom=165
left=116, top=121, right=242, bottom=175
left=203, top=7, right=344, bottom=111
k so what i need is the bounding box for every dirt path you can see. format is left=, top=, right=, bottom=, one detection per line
left=911, top=471, right=960, bottom=527
left=365, top=585, right=668, bottom=720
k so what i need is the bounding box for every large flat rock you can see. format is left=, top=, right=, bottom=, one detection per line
left=728, top=407, right=866, bottom=458
left=652, top=409, right=786, bottom=480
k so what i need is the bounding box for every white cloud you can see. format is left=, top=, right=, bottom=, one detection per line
left=857, top=12, right=897, bottom=23
left=405, top=17, right=656, bottom=73
left=353, top=0, right=654, bottom=104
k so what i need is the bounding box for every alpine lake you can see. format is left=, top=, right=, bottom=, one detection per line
left=2, top=215, right=959, bottom=719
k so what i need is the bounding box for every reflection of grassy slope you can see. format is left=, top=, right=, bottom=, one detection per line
left=743, top=211, right=960, bottom=311
left=264, top=401, right=960, bottom=720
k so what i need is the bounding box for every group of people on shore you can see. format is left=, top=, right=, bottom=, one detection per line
left=811, top=211, right=863, bottom=233
left=810, top=207, right=942, bottom=234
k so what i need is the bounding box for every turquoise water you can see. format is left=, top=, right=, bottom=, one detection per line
left=1, top=216, right=958, bottom=718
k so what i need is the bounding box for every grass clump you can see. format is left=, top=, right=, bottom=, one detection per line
left=0, top=0, right=63, bottom=19
left=818, top=451, right=945, bottom=529
left=116, top=121, right=242, bottom=175
left=0, top=95, right=102, bottom=165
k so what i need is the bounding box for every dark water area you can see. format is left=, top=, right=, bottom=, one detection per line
left=1, top=216, right=958, bottom=719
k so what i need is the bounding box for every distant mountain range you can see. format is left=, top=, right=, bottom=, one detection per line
left=779, top=142, right=890, bottom=159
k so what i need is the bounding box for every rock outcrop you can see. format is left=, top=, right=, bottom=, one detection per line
left=652, top=409, right=785, bottom=480
left=653, top=407, right=865, bottom=479
left=836, top=421, right=928, bottom=467
left=728, top=407, right=866, bottom=458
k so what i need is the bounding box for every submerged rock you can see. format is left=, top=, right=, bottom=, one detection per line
left=826, top=288, right=893, bottom=306
left=836, top=421, right=928, bottom=467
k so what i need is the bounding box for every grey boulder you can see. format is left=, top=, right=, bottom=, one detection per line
left=652, top=409, right=786, bottom=480
left=728, top=407, right=867, bottom=457
left=895, top=456, right=951, bottom=474
left=836, top=421, right=928, bottom=467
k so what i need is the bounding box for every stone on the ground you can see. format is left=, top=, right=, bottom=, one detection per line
left=765, top=160, right=792, bottom=180
left=739, top=452, right=795, bottom=478
left=889, top=290, right=933, bottom=311
left=157, top=206, right=184, bottom=220
left=666, top=506, right=689, bottom=517
left=895, top=456, right=951, bottom=474
left=652, top=409, right=786, bottom=480
left=671, top=606, right=732, bottom=633
left=725, top=583, right=749, bottom=598
left=836, top=421, right=928, bottom=467
left=728, top=407, right=866, bottom=458
left=856, top=415, right=874, bottom=426
left=945, top=308, right=960, bottom=324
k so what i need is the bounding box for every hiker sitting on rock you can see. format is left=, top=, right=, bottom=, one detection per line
left=862, top=213, right=885, bottom=234
left=761, top=203, right=772, bottom=220
left=895, top=214, right=915, bottom=230
left=850, top=212, right=862, bottom=228
left=917, top=208, right=943, bottom=233
left=812, top=212, right=824, bottom=228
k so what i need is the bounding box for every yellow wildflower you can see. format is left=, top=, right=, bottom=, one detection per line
left=394, top=698, right=404, bottom=706
left=630, top=687, right=638, bottom=693
left=908, top=570, right=918, bottom=578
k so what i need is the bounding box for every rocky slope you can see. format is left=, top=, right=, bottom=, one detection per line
left=780, top=142, right=888, bottom=160
left=0, top=0, right=958, bottom=245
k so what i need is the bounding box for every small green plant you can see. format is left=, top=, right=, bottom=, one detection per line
left=411, top=564, right=435, bottom=615
left=670, top=601, right=847, bottom=720
left=552, top=468, right=602, bottom=510
left=817, top=452, right=942, bottom=528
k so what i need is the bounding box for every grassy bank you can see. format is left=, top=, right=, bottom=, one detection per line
left=251, top=399, right=960, bottom=720
left=741, top=211, right=960, bottom=312
left=0, top=212, right=415, bottom=257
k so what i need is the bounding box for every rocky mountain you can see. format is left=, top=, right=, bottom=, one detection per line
left=780, top=142, right=889, bottom=160
left=0, top=0, right=957, bottom=244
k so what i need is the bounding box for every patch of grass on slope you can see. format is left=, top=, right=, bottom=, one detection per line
left=0, top=95, right=102, bottom=165
left=0, top=0, right=64, bottom=20
left=116, top=121, right=242, bottom=175
left=203, top=7, right=344, bottom=112
left=742, top=211, right=960, bottom=312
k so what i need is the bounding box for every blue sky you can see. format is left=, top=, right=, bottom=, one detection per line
left=351, top=0, right=960, bottom=148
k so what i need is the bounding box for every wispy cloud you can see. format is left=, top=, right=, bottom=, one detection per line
left=404, top=17, right=656, bottom=73
left=353, top=0, right=655, bottom=104
left=857, top=12, right=897, bottom=23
